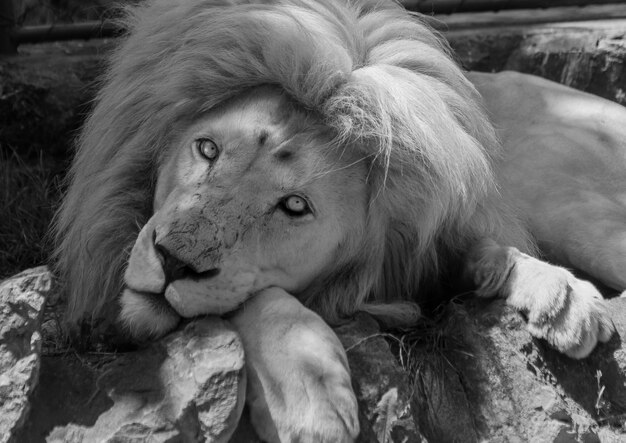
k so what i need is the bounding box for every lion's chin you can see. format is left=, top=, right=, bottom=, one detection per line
left=120, top=277, right=253, bottom=340
left=120, top=288, right=182, bottom=340
left=163, top=278, right=250, bottom=317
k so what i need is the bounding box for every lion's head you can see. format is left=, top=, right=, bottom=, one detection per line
left=121, top=87, right=374, bottom=336
left=54, top=0, right=530, bottom=338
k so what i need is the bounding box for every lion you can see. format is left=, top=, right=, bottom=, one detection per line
left=53, top=0, right=624, bottom=441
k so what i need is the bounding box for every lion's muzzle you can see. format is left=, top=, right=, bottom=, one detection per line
left=124, top=213, right=228, bottom=316
left=152, top=195, right=227, bottom=276
left=122, top=190, right=259, bottom=329
left=154, top=228, right=222, bottom=283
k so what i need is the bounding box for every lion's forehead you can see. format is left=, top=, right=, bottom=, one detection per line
left=187, top=88, right=352, bottom=189
left=203, top=87, right=315, bottom=146
left=157, top=87, right=369, bottom=225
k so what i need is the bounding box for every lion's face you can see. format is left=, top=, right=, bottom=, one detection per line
left=121, top=88, right=369, bottom=336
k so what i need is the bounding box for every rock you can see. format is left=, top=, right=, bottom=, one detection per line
left=16, top=355, right=115, bottom=442
left=408, top=297, right=626, bottom=442
left=21, top=309, right=423, bottom=443
left=0, top=266, right=51, bottom=443
left=412, top=343, right=479, bottom=442
left=447, top=24, right=626, bottom=106
left=336, top=313, right=426, bottom=443
left=47, top=317, right=246, bottom=443
left=6, top=269, right=626, bottom=443
left=506, top=31, right=626, bottom=106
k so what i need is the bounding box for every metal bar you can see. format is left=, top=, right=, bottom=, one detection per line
left=12, top=20, right=120, bottom=44
left=0, top=0, right=16, bottom=53
left=403, top=0, right=626, bottom=14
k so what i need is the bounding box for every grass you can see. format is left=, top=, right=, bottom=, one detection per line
left=0, top=150, right=66, bottom=280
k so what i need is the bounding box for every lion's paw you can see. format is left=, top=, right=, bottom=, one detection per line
left=509, top=263, right=615, bottom=359
left=248, top=368, right=359, bottom=443
left=466, top=240, right=616, bottom=359
left=231, top=287, right=359, bottom=443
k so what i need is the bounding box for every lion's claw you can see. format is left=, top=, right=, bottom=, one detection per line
left=524, top=277, right=615, bottom=359
left=505, top=255, right=616, bottom=359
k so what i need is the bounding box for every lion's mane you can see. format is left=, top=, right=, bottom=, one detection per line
left=54, top=0, right=533, bottom=327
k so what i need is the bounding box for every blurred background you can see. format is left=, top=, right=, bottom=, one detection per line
left=1, top=0, right=626, bottom=280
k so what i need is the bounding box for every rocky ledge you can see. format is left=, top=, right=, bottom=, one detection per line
left=2, top=267, right=626, bottom=442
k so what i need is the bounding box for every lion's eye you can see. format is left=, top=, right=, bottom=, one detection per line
left=193, top=138, right=219, bottom=161
left=280, top=195, right=311, bottom=217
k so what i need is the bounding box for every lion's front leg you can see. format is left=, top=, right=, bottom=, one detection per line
left=230, top=287, right=359, bottom=443
left=464, top=239, right=615, bottom=358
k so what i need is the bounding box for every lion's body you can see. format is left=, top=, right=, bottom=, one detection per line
left=53, top=0, right=623, bottom=440
left=470, top=71, right=626, bottom=291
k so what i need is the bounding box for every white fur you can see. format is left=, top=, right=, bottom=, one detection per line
left=469, top=71, right=626, bottom=292
left=230, top=287, right=359, bottom=443
left=465, top=239, right=615, bottom=359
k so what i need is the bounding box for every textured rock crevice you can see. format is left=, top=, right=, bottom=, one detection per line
left=0, top=267, right=50, bottom=443
left=409, top=298, right=626, bottom=442
left=337, top=313, right=427, bottom=442
left=46, top=317, right=246, bottom=443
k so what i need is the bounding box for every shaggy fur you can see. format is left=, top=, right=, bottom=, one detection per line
left=54, top=0, right=533, bottom=327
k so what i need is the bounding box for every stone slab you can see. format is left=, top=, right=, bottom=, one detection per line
left=0, top=267, right=51, bottom=443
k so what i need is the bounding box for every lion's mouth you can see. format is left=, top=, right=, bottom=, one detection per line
left=165, top=266, right=222, bottom=285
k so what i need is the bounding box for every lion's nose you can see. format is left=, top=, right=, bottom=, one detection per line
left=153, top=218, right=224, bottom=279
left=155, top=244, right=222, bottom=283
left=155, top=245, right=190, bottom=281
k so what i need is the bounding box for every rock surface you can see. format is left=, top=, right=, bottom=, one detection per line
left=3, top=267, right=626, bottom=442
left=448, top=23, right=626, bottom=106
left=336, top=313, right=426, bottom=442
left=45, top=317, right=246, bottom=443
left=0, top=267, right=50, bottom=443
left=408, top=297, right=626, bottom=442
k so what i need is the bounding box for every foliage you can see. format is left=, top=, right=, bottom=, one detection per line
left=0, top=150, right=64, bottom=280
